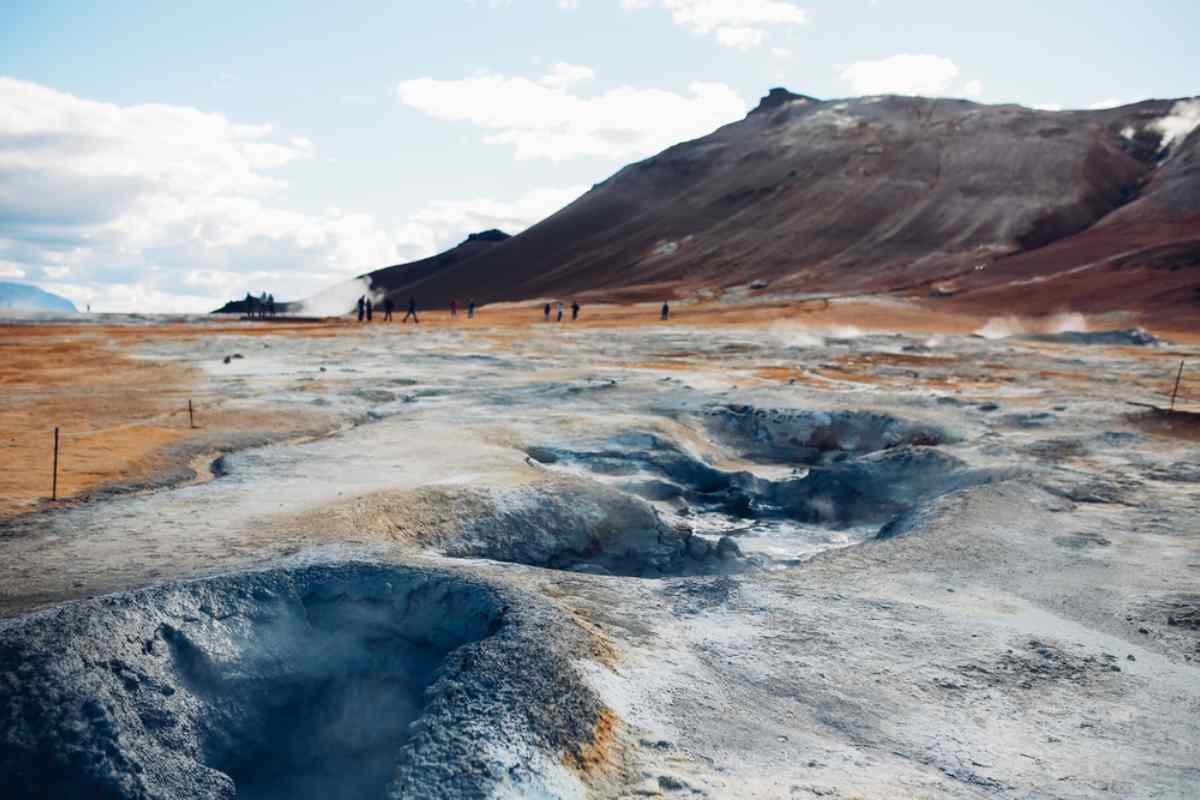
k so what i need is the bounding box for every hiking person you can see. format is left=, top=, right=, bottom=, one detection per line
left=571, top=300, right=580, bottom=321
left=365, top=297, right=373, bottom=322
left=383, top=297, right=393, bottom=321
left=556, top=302, right=564, bottom=322
left=543, top=303, right=551, bottom=322
left=467, top=300, right=476, bottom=319
left=357, top=295, right=365, bottom=322
left=450, top=299, right=458, bottom=318
left=403, top=296, right=419, bottom=323
left=661, top=301, right=670, bottom=321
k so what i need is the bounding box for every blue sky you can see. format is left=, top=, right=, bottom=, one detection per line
left=1, top=0, right=1197, bottom=311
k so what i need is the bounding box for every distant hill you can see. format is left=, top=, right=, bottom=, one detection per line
left=0, top=282, right=76, bottom=312
left=211, top=295, right=299, bottom=315
left=344, top=88, right=1199, bottom=327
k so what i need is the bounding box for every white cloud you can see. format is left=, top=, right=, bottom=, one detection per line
left=963, top=79, right=983, bottom=98
left=396, top=67, right=747, bottom=160
left=0, top=77, right=414, bottom=312
left=1086, top=98, right=1124, bottom=109
left=0, top=261, right=26, bottom=279
left=625, top=0, right=807, bottom=50
left=839, top=54, right=960, bottom=97
left=770, top=46, right=793, bottom=59
left=1033, top=103, right=1064, bottom=112
left=539, top=62, right=595, bottom=89
left=715, top=27, right=765, bottom=50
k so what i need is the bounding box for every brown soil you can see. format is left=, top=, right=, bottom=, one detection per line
left=0, top=323, right=339, bottom=520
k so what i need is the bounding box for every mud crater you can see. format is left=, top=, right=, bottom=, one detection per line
left=0, top=564, right=599, bottom=800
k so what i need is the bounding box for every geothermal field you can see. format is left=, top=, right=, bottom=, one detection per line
left=1, top=302, right=1198, bottom=799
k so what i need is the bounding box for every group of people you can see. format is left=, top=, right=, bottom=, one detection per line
left=540, top=301, right=669, bottom=321
left=244, top=292, right=277, bottom=318
left=352, top=295, right=672, bottom=323
left=357, top=295, right=475, bottom=323
left=543, top=301, right=582, bottom=322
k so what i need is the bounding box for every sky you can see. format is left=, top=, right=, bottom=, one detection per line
left=1, top=0, right=1197, bottom=312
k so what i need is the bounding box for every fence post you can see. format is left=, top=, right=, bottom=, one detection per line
left=52, top=427, right=59, bottom=501
left=1170, top=360, right=1184, bottom=412
left=189, top=399, right=195, bottom=428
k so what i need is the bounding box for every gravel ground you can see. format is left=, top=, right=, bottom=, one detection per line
left=2, top=318, right=1198, bottom=798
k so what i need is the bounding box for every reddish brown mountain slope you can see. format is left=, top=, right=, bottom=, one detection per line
left=355, top=89, right=1200, bottom=324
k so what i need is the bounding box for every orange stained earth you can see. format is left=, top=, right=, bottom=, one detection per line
left=0, top=322, right=339, bottom=519
left=1, top=298, right=1195, bottom=519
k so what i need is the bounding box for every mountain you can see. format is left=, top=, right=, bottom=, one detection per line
left=0, top=282, right=76, bottom=313
left=347, top=90, right=1200, bottom=325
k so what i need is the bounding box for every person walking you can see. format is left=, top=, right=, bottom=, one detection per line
left=365, top=297, right=373, bottom=322
left=450, top=299, right=458, bottom=318
left=571, top=300, right=580, bottom=321
left=556, top=302, right=564, bottom=322
left=543, top=303, right=551, bottom=322
left=403, top=296, right=419, bottom=323
left=357, top=295, right=365, bottom=322
left=383, top=297, right=393, bottom=321
left=467, top=300, right=476, bottom=319
left=660, top=301, right=670, bottom=321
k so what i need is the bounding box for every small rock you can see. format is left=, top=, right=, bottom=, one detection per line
left=657, top=774, right=689, bottom=791
left=567, top=563, right=613, bottom=576
left=1126, top=654, right=1136, bottom=661
left=631, top=777, right=663, bottom=796
left=716, top=536, right=742, bottom=560
left=687, top=536, right=711, bottom=560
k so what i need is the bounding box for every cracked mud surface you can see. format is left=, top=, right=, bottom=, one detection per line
left=2, top=309, right=1199, bottom=798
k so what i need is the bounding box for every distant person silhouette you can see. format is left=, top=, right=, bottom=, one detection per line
left=571, top=301, right=580, bottom=321
left=383, top=297, right=393, bottom=321
left=450, top=299, right=458, bottom=318
left=543, top=303, right=551, bottom=322
left=403, top=296, right=419, bottom=323
left=467, top=300, right=476, bottom=319
left=661, top=302, right=670, bottom=321
left=366, top=298, right=373, bottom=322
left=556, top=302, right=564, bottom=322
left=357, top=295, right=365, bottom=322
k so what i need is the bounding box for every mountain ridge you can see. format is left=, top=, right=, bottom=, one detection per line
left=0, top=282, right=77, bottom=313
left=325, top=90, right=1200, bottom=325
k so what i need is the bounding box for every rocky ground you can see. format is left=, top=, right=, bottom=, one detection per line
left=1, top=304, right=1198, bottom=798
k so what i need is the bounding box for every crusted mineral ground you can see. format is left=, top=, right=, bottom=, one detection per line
left=1, top=309, right=1199, bottom=798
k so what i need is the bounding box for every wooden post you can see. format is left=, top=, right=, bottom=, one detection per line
left=188, top=399, right=195, bottom=428
left=1170, top=359, right=1184, bottom=412
left=52, top=427, right=59, bottom=501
